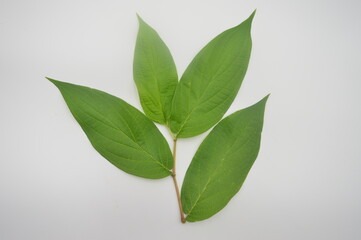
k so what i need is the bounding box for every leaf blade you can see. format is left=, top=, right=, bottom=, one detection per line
left=181, top=95, right=269, bottom=222
left=48, top=78, right=173, bottom=179
left=169, top=11, right=255, bottom=138
left=133, top=15, right=178, bottom=124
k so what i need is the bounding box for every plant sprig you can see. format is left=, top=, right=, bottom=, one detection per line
left=48, top=10, right=269, bottom=223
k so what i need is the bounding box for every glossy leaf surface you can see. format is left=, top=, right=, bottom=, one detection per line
left=133, top=15, right=178, bottom=124
left=181, top=95, right=269, bottom=222
left=48, top=78, right=173, bottom=179
left=169, top=11, right=255, bottom=138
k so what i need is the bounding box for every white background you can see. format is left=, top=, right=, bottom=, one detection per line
left=1, top=0, right=360, bottom=239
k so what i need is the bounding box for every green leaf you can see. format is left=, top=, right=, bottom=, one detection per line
left=48, top=78, right=173, bottom=179
left=169, top=11, right=255, bottom=138
left=181, top=95, right=269, bottom=222
left=133, top=15, right=178, bottom=124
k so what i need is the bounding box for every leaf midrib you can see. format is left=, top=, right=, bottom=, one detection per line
left=139, top=31, right=167, bottom=122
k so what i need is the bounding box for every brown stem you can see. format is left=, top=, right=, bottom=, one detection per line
left=171, top=138, right=186, bottom=223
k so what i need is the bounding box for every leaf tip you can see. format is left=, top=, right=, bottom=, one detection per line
left=260, top=94, right=270, bottom=105
left=234, top=9, right=256, bottom=31
left=247, top=9, right=256, bottom=23
left=252, top=94, right=270, bottom=114
left=46, top=77, right=56, bottom=84
left=46, top=77, right=66, bottom=89
left=252, top=9, right=257, bottom=16
left=246, top=94, right=270, bottom=114
left=136, top=13, right=145, bottom=24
